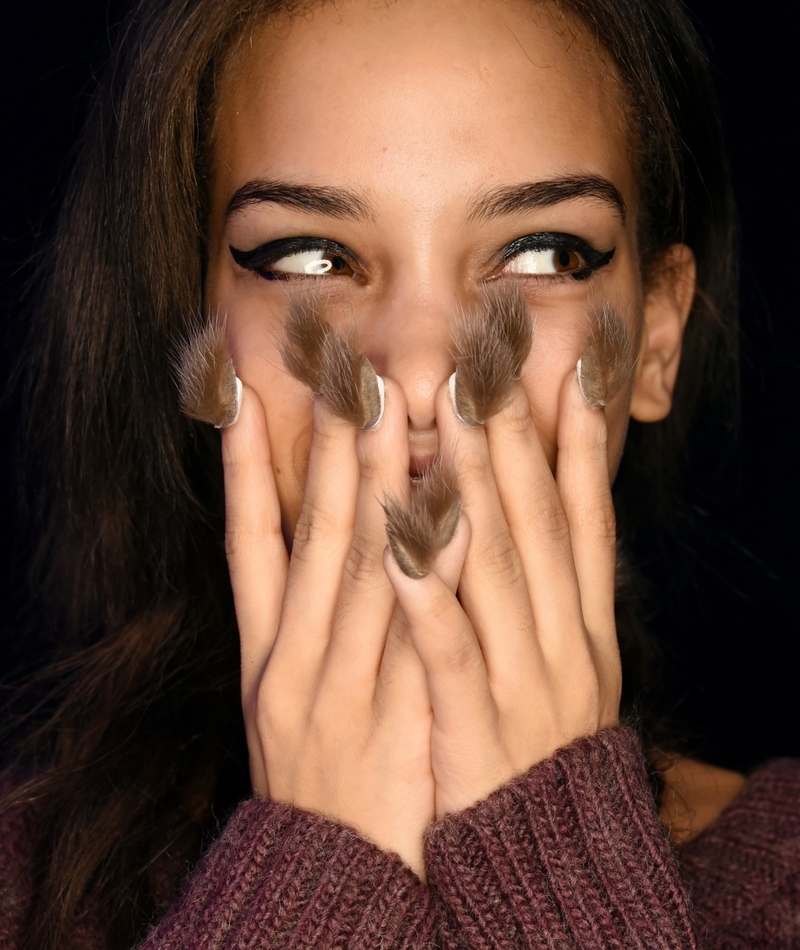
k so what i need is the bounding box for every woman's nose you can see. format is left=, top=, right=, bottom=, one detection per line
left=359, top=290, right=458, bottom=430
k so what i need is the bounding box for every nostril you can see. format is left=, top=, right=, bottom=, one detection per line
left=409, top=455, right=436, bottom=479
left=408, top=428, right=439, bottom=480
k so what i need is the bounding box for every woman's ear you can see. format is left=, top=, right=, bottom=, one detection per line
left=630, top=243, right=696, bottom=422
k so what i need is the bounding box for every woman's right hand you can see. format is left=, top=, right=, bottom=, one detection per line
left=221, top=382, right=459, bottom=878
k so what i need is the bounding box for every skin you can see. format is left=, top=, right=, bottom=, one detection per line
left=205, top=0, right=701, bottom=877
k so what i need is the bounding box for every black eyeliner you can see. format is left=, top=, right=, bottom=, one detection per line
left=229, top=237, right=359, bottom=279
left=501, top=231, right=615, bottom=281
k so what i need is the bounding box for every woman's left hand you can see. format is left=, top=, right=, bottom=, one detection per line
left=384, top=368, right=622, bottom=817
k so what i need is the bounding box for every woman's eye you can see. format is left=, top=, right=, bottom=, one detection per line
left=499, top=233, right=614, bottom=282
left=503, top=248, right=583, bottom=276
left=230, top=240, right=360, bottom=281
left=270, top=249, right=357, bottom=278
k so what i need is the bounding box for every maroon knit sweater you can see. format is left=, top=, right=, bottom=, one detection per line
left=1, top=728, right=798, bottom=948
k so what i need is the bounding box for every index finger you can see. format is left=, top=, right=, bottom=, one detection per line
left=222, top=383, right=289, bottom=704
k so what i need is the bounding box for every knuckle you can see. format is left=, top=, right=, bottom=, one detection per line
left=566, top=488, right=616, bottom=529
left=591, top=420, right=609, bottom=455
left=456, top=438, right=493, bottom=483
left=526, top=490, right=570, bottom=544
left=292, top=501, right=346, bottom=552
left=356, top=444, right=383, bottom=482
left=343, top=533, right=382, bottom=587
left=568, top=496, right=616, bottom=549
left=224, top=515, right=279, bottom=563
left=432, top=626, right=480, bottom=675
left=224, top=525, right=245, bottom=563
left=478, top=530, right=526, bottom=585
left=448, top=418, right=493, bottom=481
left=591, top=501, right=617, bottom=543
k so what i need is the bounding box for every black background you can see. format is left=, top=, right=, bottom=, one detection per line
left=1, top=1, right=797, bottom=771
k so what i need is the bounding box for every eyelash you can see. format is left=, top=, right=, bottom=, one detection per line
left=229, top=232, right=614, bottom=283
left=498, top=232, right=614, bottom=282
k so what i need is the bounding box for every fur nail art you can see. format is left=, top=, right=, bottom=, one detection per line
left=384, top=462, right=461, bottom=579
left=175, top=317, right=242, bottom=428
left=576, top=304, right=637, bottom=409
left=450, top=281, right=533, bottom=426
left=281, top=293, right=384, bottom=429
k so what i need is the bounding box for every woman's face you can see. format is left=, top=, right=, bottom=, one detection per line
left=206, top=0, right=689, bottom=538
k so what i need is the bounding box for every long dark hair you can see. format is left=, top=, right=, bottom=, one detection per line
left=2, top=0, right=737, bottom=946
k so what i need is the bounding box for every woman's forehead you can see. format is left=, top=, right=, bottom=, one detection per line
left=212, top=0, right=636, bottom=223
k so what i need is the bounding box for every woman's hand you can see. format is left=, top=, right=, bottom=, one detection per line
left=385, top=369, right=622, bottom=817
left=223, top=359, right=621, bottom=870
left=222, top=381, right=465, bottom=877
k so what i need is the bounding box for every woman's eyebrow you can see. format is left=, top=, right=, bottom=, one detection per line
left=468, top=176, right=626, bottom=223
left=226, top=179, right=373, bottom=221
left=225, top=175, right=625, bottom=224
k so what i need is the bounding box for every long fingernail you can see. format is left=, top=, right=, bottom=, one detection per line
left=448, top=370, right=479, bottom=427
left=577, top=304, right=636, bottom=409
left=360, top=362, right=385, bottom=430
left=218, top=375, right=243, bottom=428
left=384, top=462, right=461, bottom=579
left=450, top=281, right=533, bottom=426
left=282, top=292, right=385, bottom=430
left=175, top=317, right=242, bottom=429
left=575, top=357, right=591, bottom=406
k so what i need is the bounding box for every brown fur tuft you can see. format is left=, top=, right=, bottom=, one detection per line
left=451, top=281, right=533, bottom=426
left=577, top=304, right=637, bottom=408
left=175, top=317, right=241, bottom=428
left=384, top=462, right=461, bottom=579
left=281, top=293, right=383, bottom=429
left=280, top=292, right=330, bottom=390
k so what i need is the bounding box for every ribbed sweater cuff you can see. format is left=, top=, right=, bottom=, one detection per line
left=425, top=727, right=698, bottom=949
left=681, top=758, right=800, bottom=942
left=139, top=797, right=434, bottom=949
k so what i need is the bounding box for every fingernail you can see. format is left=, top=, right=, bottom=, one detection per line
left=217, top=376, right=243, bottom=428
left=450, top=282, right=532, bottom=424
left=383, top=462, right=461, bottom=579
left=576, top=304, right=636, bottom=409
left=575, top=357, right=596, bottom=408
left=448, top=370, right=480, bottom=427
left=359, top=360, right=385, bottom=430
left=576, top=352, right=607, bottom=410
left=176, top=318, right=241, bottom=428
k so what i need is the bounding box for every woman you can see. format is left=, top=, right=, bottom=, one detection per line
left=1, top=0, right=798, bottom=947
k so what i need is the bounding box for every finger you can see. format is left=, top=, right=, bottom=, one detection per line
left=377, top=506, right=470, bottom=693
left=326, top=379, right=411, bottom=683
left=222, top=383, right=288, bottom=704
left=383, top=519, right=492, bottom=735
left=270, top=395, right=360, bottom=670
left=555, top=368, right=618, bottom=654
left=435, top=381, right=542, bottom=676
left=480, top=379, right=586, bottom=654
